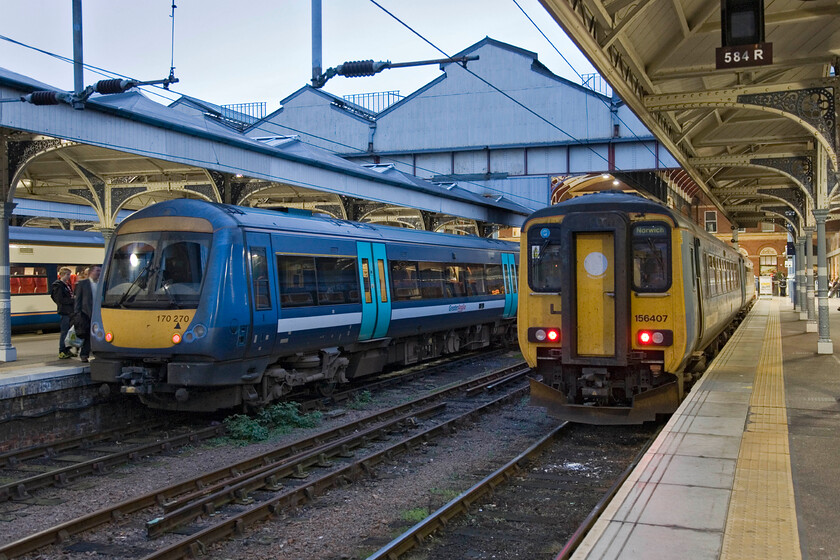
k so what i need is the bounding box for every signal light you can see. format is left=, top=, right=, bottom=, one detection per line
left=547, top=329, right=560, bottom=342
left=104, top=332, right=113, bottom=343
left=639, top=331, right=652, bottom=344
left=172, top=333, right=182, bottom=344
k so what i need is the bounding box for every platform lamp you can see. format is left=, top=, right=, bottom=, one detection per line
left=720, top=0, right=765, bottom=47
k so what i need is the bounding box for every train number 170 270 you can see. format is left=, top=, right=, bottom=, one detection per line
left=157, top=314, right=191, bottom=323
left=634, top=314, right=668, bottom=323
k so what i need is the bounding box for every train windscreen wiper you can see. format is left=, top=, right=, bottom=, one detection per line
left=160, top=280, right=181, bottom=309
left=116, top=262, right=155, bottom=308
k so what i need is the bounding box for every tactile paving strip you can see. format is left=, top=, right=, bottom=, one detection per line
left=720, top=302, right=801, bottom=560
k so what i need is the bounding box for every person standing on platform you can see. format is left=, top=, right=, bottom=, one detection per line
left=51, top=267, right=75, bottom=359
left=74, top=264, right=101, bottom=363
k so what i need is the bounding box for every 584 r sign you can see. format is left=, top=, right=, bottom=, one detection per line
left=716, top=43, right=772, bottom=70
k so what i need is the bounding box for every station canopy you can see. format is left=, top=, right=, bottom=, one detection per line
left=540, top=0, right=840, bottom=232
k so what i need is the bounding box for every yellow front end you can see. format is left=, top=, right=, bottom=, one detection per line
left=99, top=309, right=196, bottom=349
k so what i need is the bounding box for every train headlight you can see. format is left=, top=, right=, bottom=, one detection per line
left=104, top=332, right=113, bottom=343
left=91, top=322, right=104, bottom=341
left=172, top=333, right=182, bottom=344
left=636, top=330, right=673, bottom=346
left=528, top=327, right=561, bottom=343
left=192, top=324, right=207, bottom=338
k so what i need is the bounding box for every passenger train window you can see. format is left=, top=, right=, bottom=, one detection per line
left=485, top=264, right=506, bottom=295
left=418, top=262, right=444, bottom=299
left=250, top=247, right=271, bottom=310
left=390, top=261, right=420, bottom=301
left=316, top=258, right=360, bottom=305
left=277, top=255, right=360, bottom=307
left=10, top=266, right=48, bottom=295
left=463, top=265, right=485, bottom=296
left=277, top=256, right=317, bottom=307
left=527, top=225, right=562, bottom=292
left=445, top=266, right=466, bottom=298
left=631, top=223, right=671, bottom=292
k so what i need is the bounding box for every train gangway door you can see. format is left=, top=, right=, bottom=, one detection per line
left=356, top=241, right=392, bottom=341
left=575, top=232, right=615, bottom=357
left=502, top=253, right=518, bottom=319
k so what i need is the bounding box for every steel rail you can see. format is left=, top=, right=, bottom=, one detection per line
left=0, top=361, right=526, bottom=560
left=138, top=385, right=530, bottom=560
left=554, top=424, right=663, bottom=560
left=147, top=402, right=447, bottom=536
left=367, top=421, right=569, bottom=560
left=0, top=420, right=168, bottom=468
left=0, top=423, right=226, bottom=502
left=299, top=348, right=513, bottom=411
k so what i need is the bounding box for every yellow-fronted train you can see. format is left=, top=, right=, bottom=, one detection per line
left=519, top=191, right=754, bottom=424
left=90, top=199, right=518, bottom=411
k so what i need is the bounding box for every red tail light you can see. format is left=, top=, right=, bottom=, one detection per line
left=636, top=329, right=672, bottom=346
left=528, top=327, right=561, bottom=343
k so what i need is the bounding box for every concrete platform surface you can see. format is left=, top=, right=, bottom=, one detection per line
left=572, top=297, right=840, bottom=560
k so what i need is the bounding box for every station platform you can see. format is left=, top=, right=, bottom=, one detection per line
left=0, top=332, right=90, bottom=400
left=572, top=297, right=840, bottom=560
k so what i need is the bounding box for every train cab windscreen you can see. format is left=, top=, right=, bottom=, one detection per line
left=528, top=225, right=562, bottom=292
left=102, top=232, right=211, bottom=309
left=631, top=223, right=671, bottom=292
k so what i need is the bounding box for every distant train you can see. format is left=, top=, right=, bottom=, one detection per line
left=519, top=191, right=754, bottom=424
left=89, top=199, right=519, bottom=412
left=9, top=227, right=104, bottom=331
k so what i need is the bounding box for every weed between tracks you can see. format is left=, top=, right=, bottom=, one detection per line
left=347, top=390, right=374, bottom=410
left=221, top=402, right=323, bottom=443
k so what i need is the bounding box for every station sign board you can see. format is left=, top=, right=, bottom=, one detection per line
left=716, top=43, right=773, bottom=70
left=759, top=275, right=773, bottom=295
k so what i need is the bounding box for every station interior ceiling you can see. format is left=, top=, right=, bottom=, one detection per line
left=539, top=0, right=840, bottom=234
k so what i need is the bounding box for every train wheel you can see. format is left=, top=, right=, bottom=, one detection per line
left=316, top=379, right=337, bottom=397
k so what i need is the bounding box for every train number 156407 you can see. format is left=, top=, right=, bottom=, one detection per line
left=634, top=314, right=667, bottom=323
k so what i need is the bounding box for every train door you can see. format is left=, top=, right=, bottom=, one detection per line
left=245, top=233, right=277, bottom=357
left=502, top=253, right=518, bottom=318
left=356, top=241, right=392, bottom=340
left=694, top=238, right=705, bottom=341
left=560, top=213, right=628, bottom=366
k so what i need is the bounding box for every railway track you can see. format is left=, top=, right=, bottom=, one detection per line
left=0, top=348, right=510, bottom=505
left=370, top=421, right=659, bottom=559
left=0, top=361, right=530, bottom=560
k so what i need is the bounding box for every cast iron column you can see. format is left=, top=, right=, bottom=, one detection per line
left=805, top=227, right=817, bottom=331
left=796, top=236, right=806, bottom=317
left=814, top=209, right=833, bottom=352
left=0, top=202, right=17, bottom=361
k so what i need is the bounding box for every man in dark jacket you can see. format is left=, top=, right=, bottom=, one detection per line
left=50, top=267, right=75, bottom=359
left=73, top=264, right=101, bottom=363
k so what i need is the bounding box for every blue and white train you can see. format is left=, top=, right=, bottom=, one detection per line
left=89, top=199, right=519, bottom=411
